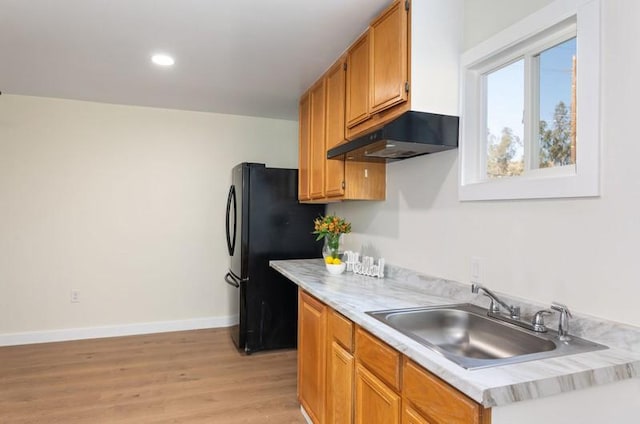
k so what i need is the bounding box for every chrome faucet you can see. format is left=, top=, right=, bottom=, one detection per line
left=471, top=283, right=552, bottom=333
left=551, top=302, right=573, bottom=341
left=471, top=283, right=520, bottom=319
left=471, top=285, right=575, bottom=336
left=532, top=309, right=553, bottom=333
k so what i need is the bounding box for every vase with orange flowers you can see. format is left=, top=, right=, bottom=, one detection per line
left=313, top=214, right=352, bottom=261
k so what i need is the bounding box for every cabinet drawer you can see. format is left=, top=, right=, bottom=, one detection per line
left=329, top=309, right=354, bottom=352
left=403, top=359, right=490, bottom=424
left=355, top=327, right=400, bottom=391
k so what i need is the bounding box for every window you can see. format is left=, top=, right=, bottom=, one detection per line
left=485, top=32, right=576, bottom=180
left=535, top=37, right=577, bottom=171
left=486, top=59, right=525, bottom=179
left=459, top=0, right=600, bottom=201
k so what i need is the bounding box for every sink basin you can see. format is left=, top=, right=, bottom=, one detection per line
left=367, top=303, right=607, bottom=369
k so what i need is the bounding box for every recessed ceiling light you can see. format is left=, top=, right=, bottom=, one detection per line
left=151, top=54, right=175, bottom=67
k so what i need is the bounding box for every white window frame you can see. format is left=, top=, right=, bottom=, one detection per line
left=459, top=0, right=601, bottom=201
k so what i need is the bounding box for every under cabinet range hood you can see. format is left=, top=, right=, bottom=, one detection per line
left=327, top=111, right=459, bottom=162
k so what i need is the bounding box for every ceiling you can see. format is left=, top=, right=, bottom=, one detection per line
left=0, top=0, right=390, bottom=120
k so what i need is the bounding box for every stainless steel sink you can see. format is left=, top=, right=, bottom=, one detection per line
left=367, top=303, right=607, bottom=369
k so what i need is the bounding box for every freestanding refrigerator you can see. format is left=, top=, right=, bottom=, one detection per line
left=224, top=163, right=325, bottom=353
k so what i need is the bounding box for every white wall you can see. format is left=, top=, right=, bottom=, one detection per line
left=0, top=95, right=297, bottom=338
left=463, top=0, right=553, bottom=50
left=331, top=0, right=640, bottom=328
left=410, top=0, right=463, bottom=116
left=491, top=377, right=640, bottom=423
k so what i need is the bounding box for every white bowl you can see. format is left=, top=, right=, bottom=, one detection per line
left=325, top=262, right=346, bottom=275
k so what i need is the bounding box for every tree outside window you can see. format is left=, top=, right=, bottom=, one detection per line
left=485, top=37, right=577, bottom=179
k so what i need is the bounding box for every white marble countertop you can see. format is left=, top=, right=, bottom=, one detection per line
left=270, top=258, right=640, bottom=408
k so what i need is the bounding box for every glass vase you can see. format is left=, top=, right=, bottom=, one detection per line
left=322, top=234, right=342, bottom=260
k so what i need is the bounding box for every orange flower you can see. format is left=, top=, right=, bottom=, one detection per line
left=311, top=214, right=352, bottom=241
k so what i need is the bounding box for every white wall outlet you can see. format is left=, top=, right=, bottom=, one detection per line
left=70, top=289, right=80, bottom=303
left=471, top=257, right=483, bottom=283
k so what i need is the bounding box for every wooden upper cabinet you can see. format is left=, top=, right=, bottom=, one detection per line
left=298, top=93, right=311, bottom=201
left=299, top=0, right=402, bottom=203
left=345, top=0, right=410, bottom=140
left=325, top=58, right=347, bottom=198
left=346, top=31, right=371, bottom=129
left=309, top=79, right=326, bottom=200
left=370, top=0, right=409, bottom=114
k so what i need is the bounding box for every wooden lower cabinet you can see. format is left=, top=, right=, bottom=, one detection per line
left=297, top=290, right=491, bottom=424
left=326, top=309, right=355, bottom=424
left=355, top=363, right=401, bottom=424
left=327, top=341, right=354, bottom=424
left=403, top=405, right=433, bottom=424
left=355, top=327, right=401, bottom=391
left=403, top=359, right=491, bottom=424
left=298, top=291, right=327, bottom=424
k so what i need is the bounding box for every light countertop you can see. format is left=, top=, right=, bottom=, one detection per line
left=270, top=258, right=640, bottom=407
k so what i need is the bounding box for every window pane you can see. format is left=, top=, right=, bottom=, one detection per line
left=537, top=37, right=577, bottom=168
left=486, top=60, right=524, bottom=179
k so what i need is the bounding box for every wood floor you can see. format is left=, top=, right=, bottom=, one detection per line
left=0, top=328, right=306, bottom=423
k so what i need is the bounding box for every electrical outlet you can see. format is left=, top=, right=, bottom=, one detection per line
left=70, top=289, right=80, bottom=303
left=471, top=257, right=482, bottom=283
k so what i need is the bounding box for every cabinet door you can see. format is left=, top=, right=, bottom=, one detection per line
left=354, top=363, right=400, bottom=424
left=370, top=0, right=409, bottom=114
left=309, top=79, right=326, bottom=200
left=346, top=31, right=371, bottom=128
left=298, top=291, right=327, bottom=424
left=298, top=93, right=311, bottom=201
left=403, top=359, right=490, bottom=424
left=343, top=161, right=386, bottom=201
left=327, top=341, right=354, bottom=424
left=325, top=59, right=347, bottom=198
left=403, top=405, right=433, bottom=424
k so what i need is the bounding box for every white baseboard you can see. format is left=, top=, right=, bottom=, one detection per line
left=300, top=405, right=313, bottom=424
left=0, top=315, right=239, bottom=347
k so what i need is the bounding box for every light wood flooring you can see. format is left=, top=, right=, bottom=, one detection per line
left=0, top=328, right=306, bottom=423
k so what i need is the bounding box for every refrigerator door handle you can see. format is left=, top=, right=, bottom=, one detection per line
left=225, top=185, right=237, bottom=256
left=224, top=272, right=240, bottom=288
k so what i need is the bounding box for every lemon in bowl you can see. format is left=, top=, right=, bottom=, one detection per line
left=325, top=257, right=346, bottom=275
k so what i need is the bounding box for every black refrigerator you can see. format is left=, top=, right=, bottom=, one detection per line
left=224, top=163, right=325, bottom=354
